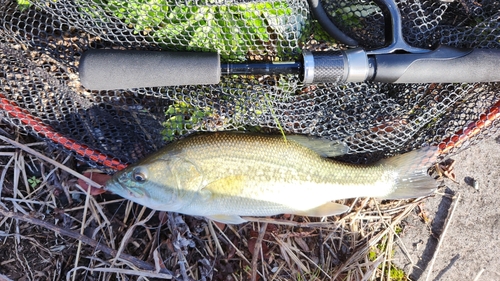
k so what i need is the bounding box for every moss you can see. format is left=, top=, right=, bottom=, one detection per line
left=162, top=101, right=212, bottom=141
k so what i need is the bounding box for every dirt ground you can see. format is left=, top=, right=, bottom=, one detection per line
left=393, top=132, right=500, bottom=281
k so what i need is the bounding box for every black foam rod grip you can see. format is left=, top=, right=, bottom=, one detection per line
left=79, top=50, right=221, bottom=90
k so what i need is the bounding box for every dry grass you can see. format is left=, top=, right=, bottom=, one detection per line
left=0, top=124, right=431, bottom=281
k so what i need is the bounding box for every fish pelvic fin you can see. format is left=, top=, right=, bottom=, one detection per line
left=379, top=146, right=438, bottom=200
left=206, top=214, right=247, bottom=224
left=294, top=202, right=350, bottom=217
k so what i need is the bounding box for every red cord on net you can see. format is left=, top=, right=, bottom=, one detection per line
left=438, top=99, right=500, bottom=155
left=2, top=93, right=500, bottom=166
left=0, top=94, right=128, bottom=171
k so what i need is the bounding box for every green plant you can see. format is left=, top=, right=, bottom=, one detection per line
left=388, top=266, right=407, bottom=280
left=162, top=101, right=212, bottom=141
left=243, top=265, right=251, bottom=273
left=367, top=226, right=408, bottom=281
left=16, top=0, right=31, bottom=11
left=27, top=176, right=42, bottom=188
left=296, top=268, right=322, bottom=281
left=92, top=0, right=304, bottom=61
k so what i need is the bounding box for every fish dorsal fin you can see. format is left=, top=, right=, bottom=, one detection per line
left=206, top=214, right=247, bottom=224
left=294, top=202, right=350, bottom=217
left=286, top=135, right=348, bottom=157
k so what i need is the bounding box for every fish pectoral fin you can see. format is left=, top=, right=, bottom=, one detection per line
left=201, top=175, right=247, bottom=195
left=206, top=214, right=247, bottom=224
left=295, top=202, right=350, bottom=217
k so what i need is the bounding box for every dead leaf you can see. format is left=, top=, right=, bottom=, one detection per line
left=248, top=237, right=267, bottom=258
left=416, top=203, right=430, bottom=224
left=294, top=236, right=310, bottom=252
left=435, top=159, right=458, bottom=183
left=77, top=171, right=111, bottom=195
left=153, top=248, right=165, bottom=273
left=158, top=211, right=168, bottom=225
left=213, top=221, right=226, bottom=230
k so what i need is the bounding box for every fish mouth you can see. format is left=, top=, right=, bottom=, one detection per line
left=104, top=177, right=148, bottom=199
left=103, top=178, right=125, bottom=195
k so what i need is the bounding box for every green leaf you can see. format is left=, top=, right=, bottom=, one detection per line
left=16, top=0, right=31, bottom=11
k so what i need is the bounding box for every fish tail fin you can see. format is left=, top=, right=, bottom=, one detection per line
left=380, top=146, right=438, bottom=200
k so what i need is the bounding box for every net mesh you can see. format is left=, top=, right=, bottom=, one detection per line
left=2, top=1, right=500, bottom=280
left=1, top=0, right=500, bottom=169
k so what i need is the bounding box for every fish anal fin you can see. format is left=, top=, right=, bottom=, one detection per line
left=295, top=202, right=350, bottom=217
left=287, top=135, right=348, bottom=157
left=206, top=214, right=247, bottom=224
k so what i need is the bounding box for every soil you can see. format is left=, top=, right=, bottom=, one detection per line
left=393, top=132, right=500, bottom=281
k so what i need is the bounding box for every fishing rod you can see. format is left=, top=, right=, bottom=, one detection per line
left=79, top=0, right=500, bottom=90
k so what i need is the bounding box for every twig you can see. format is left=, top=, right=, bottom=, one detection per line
left=72, top=184, right=92, bottom=281
left=393, top=228, right=415, bottom=266
left=332, top=200, right=419, bottom=279
left=112, top=206, right=154, bottom=268
left=66, top=266, right=173, bottom=280
left=425, top=193, right=461, bottom=281
left=362, top=254, right=385, bottom=281
left=241, top=216, right=336, bottom=228
left=211, top=222, right=253, bottom=266
left=272, top=233, right=309, bottom=272
left=251, top=222, right=268, bottom=281
left=0, top=135, right=102, bottom=189
left=168, top=212, right=190, bottom=281
left=0, top=208, right=174, bottom=276
left=472, top=268, right=485, bottom=281
left=208, top=220, right=225, bottom=255
left=318, top=229, right=325, bottom=268
left=0, top=155, right=15, bottom=198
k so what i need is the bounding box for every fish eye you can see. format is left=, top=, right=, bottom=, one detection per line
left=132, top=167, right=148, bottom=182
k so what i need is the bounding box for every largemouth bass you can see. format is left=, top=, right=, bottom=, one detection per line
left=105, top=132, right=437, bottom=224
